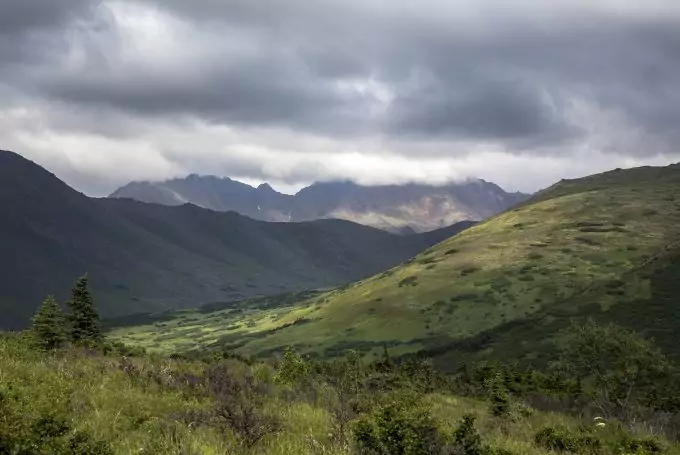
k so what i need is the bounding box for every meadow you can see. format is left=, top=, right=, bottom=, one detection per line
left=3, top=328, right=679, bottom=455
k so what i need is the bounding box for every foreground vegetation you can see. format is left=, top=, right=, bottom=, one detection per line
left=5, top=278, right=680, bottom=454
left=4, top=323, right=680, bottom=454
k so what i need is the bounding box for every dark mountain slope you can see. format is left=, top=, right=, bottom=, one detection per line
left=0, top=150, right=472, bottom=329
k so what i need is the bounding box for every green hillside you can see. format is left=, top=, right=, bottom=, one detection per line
left=0, top=150, right=470, bottom=330
left=109, top=164, right=680, bottom=363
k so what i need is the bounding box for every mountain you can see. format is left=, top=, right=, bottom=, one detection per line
left=110, top=175, right=528, bottom=233
left=107, top=163, right=680, bottom=366
left=0, top=150, right=472, bottom=330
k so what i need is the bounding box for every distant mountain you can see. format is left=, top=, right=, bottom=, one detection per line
left=0, top=150, right=472, bottom=329
left=110, top=175, right=529, bottom=233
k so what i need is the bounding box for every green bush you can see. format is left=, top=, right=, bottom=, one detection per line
left=452, top=414, right=485, bottom=455
left=351, top=394, right=447, bottom=455
left=398, top=276, right=419, bottom=287
left=617, top=435, right=665, bottom=454
left=534, top=427, right=602, bottom=454
left=0, top=408, right=112, bottom=455
left=461, top=267, right=480, bottom=277
left=488, top=382, right=512, bottom=418
left=273, top=347, right=309, bottom=387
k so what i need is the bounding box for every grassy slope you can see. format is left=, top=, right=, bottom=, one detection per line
left=3, top=335, right=671, bottom=455
left=0, top=150, right=470, bottom=329
left=109, top=164, right=680, bottom=362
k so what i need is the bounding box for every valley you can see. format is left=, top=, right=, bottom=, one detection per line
left=108, top=164, right=680, bottom=367
left=3, top=1, right=679, bottom=452
left=4, top=154, right=680, bottom=455
left=0, top=150, right=473, bottom=329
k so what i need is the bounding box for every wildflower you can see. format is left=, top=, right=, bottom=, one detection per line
left=594, top=416, right=606, bottom=428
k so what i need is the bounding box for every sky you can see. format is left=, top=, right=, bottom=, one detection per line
left=2, top=0, right=680, bottom=196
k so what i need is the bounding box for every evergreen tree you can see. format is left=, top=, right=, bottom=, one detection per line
left=31, top=295, right=66, bottom=350
left=67, top=275, right=102, bottom=343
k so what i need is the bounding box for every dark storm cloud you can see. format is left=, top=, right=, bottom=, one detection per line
left=0, top=0, right=105, bottom=85
left=115, top=1, right=680, bottom=153
left=0, top=0, right=96, bottom=35
left=384, top=73, right=578, bottom=145
left=43, top=52, right=374, bottom=136
left=2, top=0, right=680, bottom=158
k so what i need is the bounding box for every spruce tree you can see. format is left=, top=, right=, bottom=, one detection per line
left=31, top=295, right=66, bottom=350
left=67, top=275, right=102, bottom=343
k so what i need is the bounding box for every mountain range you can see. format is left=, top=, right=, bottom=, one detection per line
left=0, top=150, right=474, bottom=329
left=110, top=174, right=529, bottom=233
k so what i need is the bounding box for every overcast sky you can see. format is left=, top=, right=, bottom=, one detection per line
left=2, top=0, right=680, bottom=195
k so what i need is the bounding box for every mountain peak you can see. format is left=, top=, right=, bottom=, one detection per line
left=184, top=173, right=234, bottom=183
left=0, top=150, right=84, bottom=201
left=110, top=173, right=529, bottom=232
left=0, top=149, right=37, bottom=168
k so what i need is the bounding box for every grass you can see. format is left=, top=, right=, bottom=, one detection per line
left=109, top=163, right=680, bottom=363
left=3, top=334, right=678, bottom=454
left=0, top=335, right=349, bottom=454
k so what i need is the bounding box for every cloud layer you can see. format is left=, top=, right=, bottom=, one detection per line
left=2, top=0, right=680, bottom=195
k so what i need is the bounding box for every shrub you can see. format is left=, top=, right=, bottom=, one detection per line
left=103, top=340, right=147, bottom=357
left=534, top=427, right=602, bottom=454
left=484, top=449, right=520, bottom=455
left=0, top=407, right=112, bottom=455
left=486, top=378, right=512, bottom=418
left=352, top=394, right=447, bottom=455
left=274, top=347, right=309, bottom=387
left=420, top=257, right=437, bottom=265
left=461, top=267, right=480, bottom=277
left=575, top=236, right=601, bottom=246
left=399, top=276, right=419, bottom=287
left=617, top=435, right=665, bottom=454
left=452, top=414, right=485, bottom=455
left=206, top=363, right=279, bottom=447
left=555, top=321, right=672, bottom=420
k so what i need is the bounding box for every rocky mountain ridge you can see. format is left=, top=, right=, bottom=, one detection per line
left=111, top=175, right=529, bottom=233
